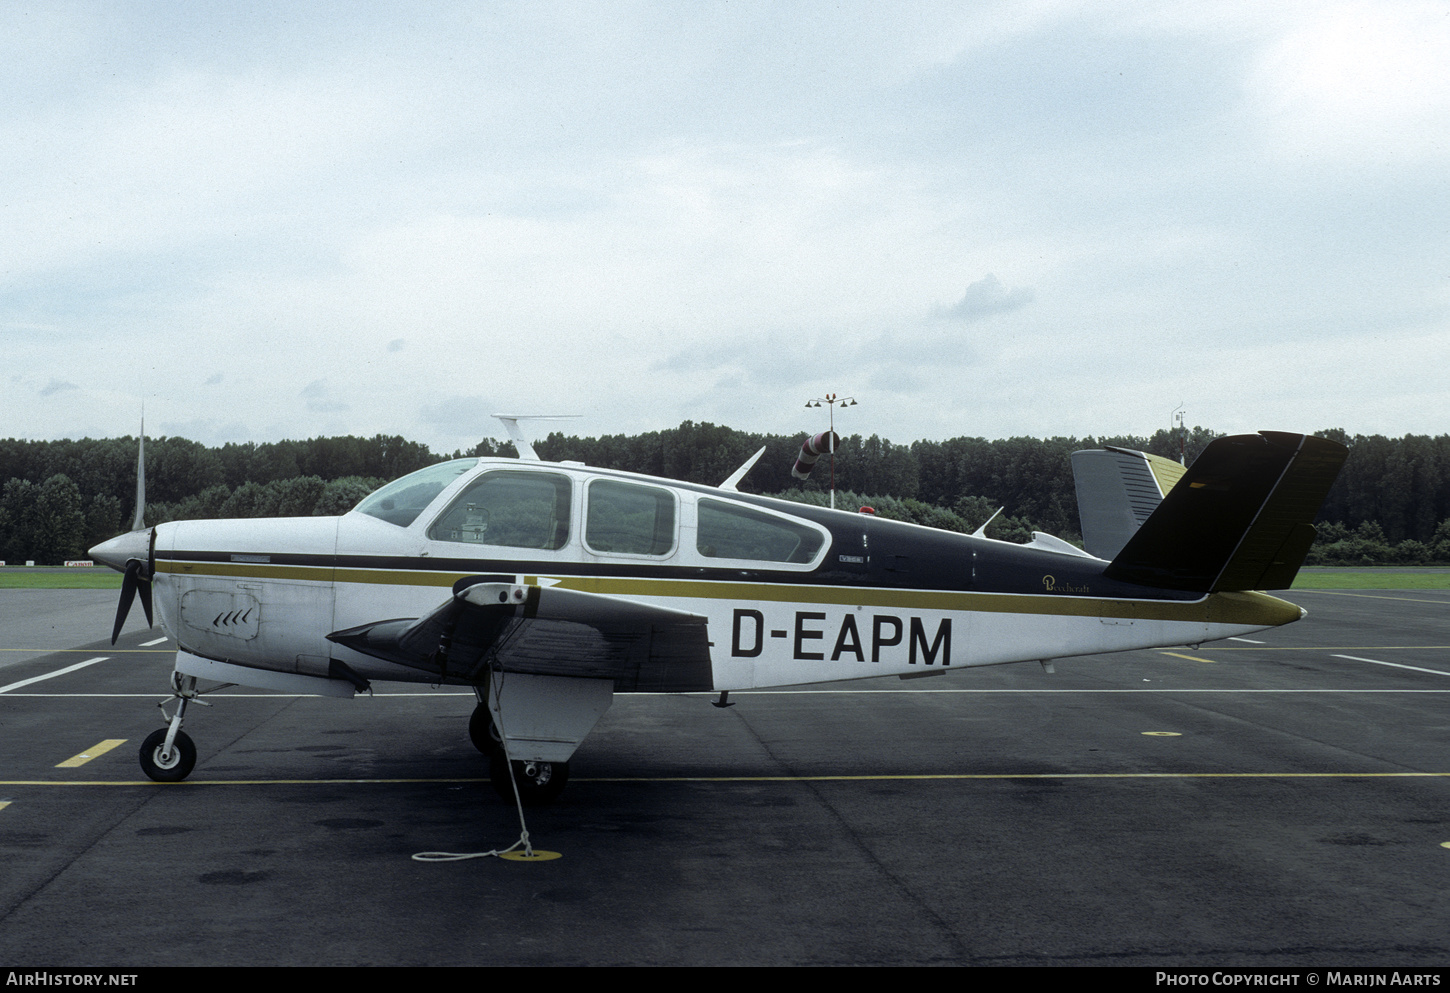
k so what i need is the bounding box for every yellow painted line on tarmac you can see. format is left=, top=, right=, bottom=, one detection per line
left=56, top=739, right=128, bottom=768
left=0, top=778, right=491, bottom=786
left=1159, top=651, right=1217, bottom=663
left=0, top=691, right=474, bottom=698
left=580, top=772, right=1450, bottom=782
left=6, top=771, right=1450, bottom=787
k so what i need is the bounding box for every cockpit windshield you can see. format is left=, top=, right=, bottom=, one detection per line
left=353, top=459, right=479, bottom=527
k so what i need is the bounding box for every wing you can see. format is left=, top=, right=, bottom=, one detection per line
left=327, top=578, right=714, bottom=692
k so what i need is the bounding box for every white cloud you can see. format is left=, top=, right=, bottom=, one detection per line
left=1246, top=0, right=1450, bottom=165
left=935, top=275, right=1035, bottom=323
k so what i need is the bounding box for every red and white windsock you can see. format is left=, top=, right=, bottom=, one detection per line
left=791, top=431, right=839, bottom=480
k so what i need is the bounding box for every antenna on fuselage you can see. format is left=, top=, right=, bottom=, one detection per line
left=970, top=506, right=1003, bottom=538
left=720, top=446, right=766, bottom=491
left=491, top=414, right=580, bottom=462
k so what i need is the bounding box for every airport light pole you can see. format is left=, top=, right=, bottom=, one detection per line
left=805, top=393, right=857, bottom=509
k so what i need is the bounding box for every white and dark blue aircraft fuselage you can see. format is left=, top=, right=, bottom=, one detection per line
left=141, top=459, right=1299, bottom=691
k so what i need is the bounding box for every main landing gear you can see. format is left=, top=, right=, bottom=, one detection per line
left=469, top=694, right=569, bottom=807
left=139, top=672, right=208, bottom=782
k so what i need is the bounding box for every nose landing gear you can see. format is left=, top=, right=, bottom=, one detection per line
left=139, top=671, right=215, bottom=783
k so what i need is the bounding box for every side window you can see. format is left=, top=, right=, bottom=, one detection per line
left=696, top=499, right=826, bottom=564
left=585, top=479, right=676, bottom=556
left=428, top=471, right=572, bottom=550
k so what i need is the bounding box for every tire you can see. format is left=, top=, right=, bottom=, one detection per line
left=469, top=704, right=503, bottom=756
left=139, top=728, right=196, bottom=783
left=489, top=752, right=568, bottom=807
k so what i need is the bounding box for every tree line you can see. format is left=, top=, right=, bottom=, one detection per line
left=2, top=423, right=1449, bottom=566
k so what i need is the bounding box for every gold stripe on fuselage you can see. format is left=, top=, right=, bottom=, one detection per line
left=154, top=558, right=1300, bottom=627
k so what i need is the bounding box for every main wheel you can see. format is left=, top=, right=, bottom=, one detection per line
left=469, top=704, right=503, bottom=756
left=140, top=728, right=196, bottom=782
left=489, top=752, right=568, bottom=807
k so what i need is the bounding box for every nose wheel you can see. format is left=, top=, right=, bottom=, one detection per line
left=139, top=728, right=196, bottom=782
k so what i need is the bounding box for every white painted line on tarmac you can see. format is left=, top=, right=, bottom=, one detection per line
left=0, top=656, right=110, bottom=694
left=1229, top=637, right=1265, bottom=644
left=140, top=637, right=169, bottom=647
left=1331, top=654, right=1450, bottom=677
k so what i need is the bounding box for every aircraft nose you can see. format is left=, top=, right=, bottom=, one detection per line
left=90, top=528, right=150, bottom=573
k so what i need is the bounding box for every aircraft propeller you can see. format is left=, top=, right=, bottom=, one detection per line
left=88, top=420, right=154, bottom=644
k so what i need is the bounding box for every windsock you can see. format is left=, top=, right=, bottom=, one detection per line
left=791, top=431, right=839, bottom=480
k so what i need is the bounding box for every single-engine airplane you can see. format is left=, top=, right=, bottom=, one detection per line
left=89, top=423, right=1347, bottom=805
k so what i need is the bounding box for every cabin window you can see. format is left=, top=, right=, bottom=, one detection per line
left=696, top=499, right=826, bottom=564
left=354, top=459, right=478, bottom=528
left=428, top=470, right=572, bottom=550
left=585, top=479, right=676, bottom=556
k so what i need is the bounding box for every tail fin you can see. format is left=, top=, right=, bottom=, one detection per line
left=1071, top=446, right=1187, bottom=559
left=1102, top=432, right=1347, bottom=592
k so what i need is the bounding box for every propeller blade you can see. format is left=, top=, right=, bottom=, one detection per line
left=112, top=560, right=141, bottom=644
left=132, top=417, right=146, bottom=531
left=138, top=571, right=153, bottom=628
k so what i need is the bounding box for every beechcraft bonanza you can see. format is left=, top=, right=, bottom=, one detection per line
left=89, top=421, right=1347, bottom=805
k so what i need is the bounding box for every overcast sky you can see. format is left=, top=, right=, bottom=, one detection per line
left=3, top=1, right=1447, bottom=455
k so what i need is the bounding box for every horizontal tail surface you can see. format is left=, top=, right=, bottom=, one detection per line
left=1071, top=446, right=1187, bottom=559
left=1102, top=432, right=1347, bottom=592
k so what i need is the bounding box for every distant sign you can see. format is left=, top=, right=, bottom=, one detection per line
left=64, top=560, right=95, bottom=567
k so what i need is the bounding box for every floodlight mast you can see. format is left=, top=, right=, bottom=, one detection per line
left=804, top=393, right=858, bottom=509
